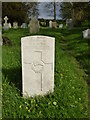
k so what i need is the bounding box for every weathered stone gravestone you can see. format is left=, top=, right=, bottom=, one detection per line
left=59, top=24, right=63, bottom=28
left=49, top=21, right=52, bottom=28
left=30, top=17, right=40, bottom=33
left=21, top=23, right=27, bottom=28
left=13, top=22, right=18, bottom=29
left=66, top=19, right=73, bottom=30
left=8, top=23, right=12, bottom=28
left=82, top=29, right=90, bottom=39
left=21, top=36, right=55, bottom=97
left=52, top=22, right=57, bottom=29
left=3, top=16, right=9, bottom=30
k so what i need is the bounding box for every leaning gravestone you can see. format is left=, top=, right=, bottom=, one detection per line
left=21, top=36, right=55, bottom=97
left=82, top=29, right=90, bottom=39
left=3, top=16, right=9, bottom=30
left=30, top=17, right=40, bottom=33
left=13, top=22, right=18, bottom=29
left=49, top=21, right=52, bottom=28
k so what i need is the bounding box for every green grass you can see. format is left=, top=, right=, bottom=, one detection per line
left=2, top=27, right=88, bottom=118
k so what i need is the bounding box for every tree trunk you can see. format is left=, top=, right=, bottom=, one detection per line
left=54, top=1, right=56, bottom=21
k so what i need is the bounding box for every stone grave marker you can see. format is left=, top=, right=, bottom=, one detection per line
left=8, top=23, right=12, bottom=28
left=21, top=23, right=27, bottom=28
left=49, top=21, right=52, bottom=28
left=21, top=36, right=55, bottom=97
left=66, top=19, right=73, bottom=30
left=82, top=29, right=90, bottom=39
left=59, top=24, right=63, bottom=28
left=30, top=17, right=40, bottom=33
left=3, top=16, right=9, bottom=30
left=13, top=22, right=18, bottom=29
left=52, top=22, right=57, bottom=29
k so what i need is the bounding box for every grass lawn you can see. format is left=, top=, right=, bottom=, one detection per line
left=2, top=27, right=88, bottom=118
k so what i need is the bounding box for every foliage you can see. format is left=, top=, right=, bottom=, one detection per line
left=60, top=2, right=90, bottom=26
left=2, top=2, right=39, bottom=25
left=2, top=27, right=88, bottom=118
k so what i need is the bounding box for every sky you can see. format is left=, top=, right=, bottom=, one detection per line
left=38, top=2, right=62, bottom=20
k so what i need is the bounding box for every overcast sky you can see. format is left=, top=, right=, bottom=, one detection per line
left=38, top=2, right=62, bottom=20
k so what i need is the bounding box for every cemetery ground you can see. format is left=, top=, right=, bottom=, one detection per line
left=2, top=26, right=89, bottom=118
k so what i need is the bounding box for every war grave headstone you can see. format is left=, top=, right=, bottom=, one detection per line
left=30, top=17, right=40, bottom=33
left=82, top=29, right=90, bottom=39
left=3, top=16, right=9, bottom=30
left=21, top=36, right=55, bottom=97
left=13, top=22, right=18, bottom=29
left=66, top=19, right=73, bottom=30
left=49, top=21, right=52, bottom=28
left=52, top=22, right=57, bottom=29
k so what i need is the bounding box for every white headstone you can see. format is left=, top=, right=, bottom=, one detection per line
left=21, top=23, right=27, bottom=28
left=30, top=17, right=40, bottom=33
left=82, top=29, right=90, bottom=39
left=8, top=23, right=12, bottom=28
left=13, top=22, right=18, bottom=29
left=59, top=24, right=63, bottom=28
left=49, top=21, right=52, bottom=28
left=21, top=36, right=55, bottom=97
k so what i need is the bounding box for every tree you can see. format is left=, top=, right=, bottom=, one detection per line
left=2, top=2, right=39, bottom=25
left=27, top=2, right=39, bottom=18
left=45, top=1, right=59, bottom=21
left=60, top=2, right=89, bottom=26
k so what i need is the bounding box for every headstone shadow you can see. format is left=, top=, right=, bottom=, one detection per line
left=2, top=67, right=22, bottom=94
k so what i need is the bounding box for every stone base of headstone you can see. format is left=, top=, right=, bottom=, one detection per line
left=3, top=24, right=9, bottom=30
